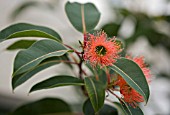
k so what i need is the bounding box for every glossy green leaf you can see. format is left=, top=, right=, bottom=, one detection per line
left=13, top=39, right=69, bottom=76
left=109, top=58, right=150, bottom=104
left=12, top=55, right=69, bottom=90
left=84, top=77, right=105, bottom=112
left=65, top=2, right=100, bottom=32
left=83, top=98, right=118, bottom=115
left=7, top=40, right=36, bottom=50
left=10, top=98, right=72, bottom=115
left=30, top=75, right=84, bottom=93
left=0, top=23, right=61, bottom=42
left=114, top=102, right=143, bottom=115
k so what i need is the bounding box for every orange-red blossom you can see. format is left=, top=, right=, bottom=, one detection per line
left=115, top=56, right=151, bottom=107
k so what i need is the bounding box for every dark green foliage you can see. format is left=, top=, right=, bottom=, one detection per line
left=10, top=98, right=72, bottom=115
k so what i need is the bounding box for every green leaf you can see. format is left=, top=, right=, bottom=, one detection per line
left=13, top=39, right=69, bottom=76
left=7, top=40, right=36, bottom=50
left=84, top=77, right=105, bottom=112
left=30, top=75, right=84, bottom=93
left=109, top=58, right=150, bottom=104
left=0, top=23, right=62, bottom=42
left=83, top=98, right=118, bottom=115
left=114, top=102, right=143, bottom=115
left=85, top=64, right=108, bottom=87
left=10, top=98, right=72, bottom=115
left=96, top=68, right=108, bottom=87
left=101, top=23, right=121, bottom=37
left=113, top=102, right=127, bottom=115
left=83, top=98, right=95, bottom=115
left=12, top=55, right=69, bottom=90
left=99, top=104, right=118, bottom=115
left=65, top=2, right=100, bottom=33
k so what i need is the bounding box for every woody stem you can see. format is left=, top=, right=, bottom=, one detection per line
left=78, top=54, right=84, bottom=79
left=63, top=44, right=87, bottom=77
left=64, top=44, right=81, bottom=58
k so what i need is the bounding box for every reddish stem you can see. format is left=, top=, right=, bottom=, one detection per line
left=63, top=43, right=81, bottom=58
left=63, top=43, right=87, bottom=78
left=63, top=43, right=88, bottom=96
left=108, top=89, right=125, bottom=104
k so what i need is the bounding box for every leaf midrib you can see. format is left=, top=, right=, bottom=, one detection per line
left=43, top=82, right=84, bottom=88
left=13, top=50, right=68, bottom=76
left=111, top=64, right=146, bottom=101
left=6, top=29, right=60, bottom=42
left=13, top=60, right=61, bottom=89
left=32, top=82, right=84, bottom=92
left=89, top=78, right=98, bottom=110
left=121, top=100, right=132, bottom=115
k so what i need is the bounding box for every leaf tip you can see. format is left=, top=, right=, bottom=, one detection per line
left=12, top=90, right=15, bottom=94
left=29, top=88, right=35, bottom=94
left=144, top=99, right=149, bottom=106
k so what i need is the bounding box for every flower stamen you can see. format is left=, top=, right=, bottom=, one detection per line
left=95, top=45, right=107, bottom=56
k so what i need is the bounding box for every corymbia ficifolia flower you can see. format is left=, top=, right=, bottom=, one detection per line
left=83, top=31, right=122, bottom=67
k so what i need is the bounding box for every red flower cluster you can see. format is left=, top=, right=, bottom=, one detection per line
left=83, top=31, right=121, bottom=67
left=83, top=31, right=151, bottom=108
left=115, top=56, right=151, bottom=107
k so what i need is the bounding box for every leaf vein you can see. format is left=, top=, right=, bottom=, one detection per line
left=14, top=50, right=68, bottom=76
left=111, top=65, right=146, bottom=101
left=89, top=78, right=98, bottom=109
left=6, top=29, right=60, bottom=42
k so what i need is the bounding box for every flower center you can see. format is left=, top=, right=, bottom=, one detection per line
left=95, top=45, right=107, bottom=56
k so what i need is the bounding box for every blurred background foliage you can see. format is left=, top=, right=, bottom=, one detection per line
left=0, top=0, right=170, bottom=115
